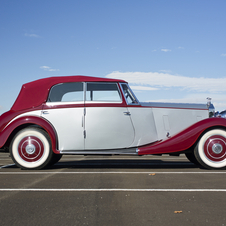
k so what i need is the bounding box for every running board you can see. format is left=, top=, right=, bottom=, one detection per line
left=60, top=148, right=138, bottom=155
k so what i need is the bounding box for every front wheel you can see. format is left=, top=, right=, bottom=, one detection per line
left=185, top=152, right=200, bottom=166
left=10, top=127, right=54, bottom=170
left=194, top=129, right=226, bottom=169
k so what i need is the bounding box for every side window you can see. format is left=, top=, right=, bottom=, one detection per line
left=48, top=82, right=84, bottom=102
left=121, top=84, right=139, bottom=105
left=86, top=83, right=121, bottom=102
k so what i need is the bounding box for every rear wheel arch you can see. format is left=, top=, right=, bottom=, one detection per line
left=2, top=116, right=59, bottom=154
left=3, top=123, right=36, bottom=150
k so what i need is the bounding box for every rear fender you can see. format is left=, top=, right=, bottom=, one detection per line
left=0, top=116, right=59, bottom=153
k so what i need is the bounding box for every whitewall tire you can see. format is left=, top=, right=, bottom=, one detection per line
left=10, top=127, right=53, bottom=170
left=194, top=129, right=226, bottom=169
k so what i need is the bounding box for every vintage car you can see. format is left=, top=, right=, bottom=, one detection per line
left=0, top=75, right=226, bottom=170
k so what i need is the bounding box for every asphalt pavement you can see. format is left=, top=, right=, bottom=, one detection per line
left=0, top=153, right=226, bottom=226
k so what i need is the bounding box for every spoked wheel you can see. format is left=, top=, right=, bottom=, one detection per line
left=10, top=127, right=54, bottom=170
left=194, top=129, right=226, bottom=169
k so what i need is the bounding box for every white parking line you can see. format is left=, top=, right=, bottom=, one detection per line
left=0, top=171, right=226, bottom=174
left=0, top=188, right=226, bottom=192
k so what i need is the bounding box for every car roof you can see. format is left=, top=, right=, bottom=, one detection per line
left=11, top=75, right=127, bottom=111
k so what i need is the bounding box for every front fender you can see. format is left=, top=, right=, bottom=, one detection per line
left=138, top=117, right=226, bottom=155
left=0, top=116, right=59, bottom=153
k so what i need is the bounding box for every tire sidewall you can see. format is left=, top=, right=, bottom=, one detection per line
left=10, top=128, right=53, bottom=169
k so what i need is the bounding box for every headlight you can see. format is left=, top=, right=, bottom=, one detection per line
left=207, top=97, right=215, bottom=117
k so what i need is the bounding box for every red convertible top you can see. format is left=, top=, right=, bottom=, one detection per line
left=11, top=76, right=126, bottom=111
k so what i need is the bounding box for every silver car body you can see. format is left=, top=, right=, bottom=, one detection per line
left=12, top=83, right=209, bottom=152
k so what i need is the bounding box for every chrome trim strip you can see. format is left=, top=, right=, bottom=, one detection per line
left=141, top=102, right=208, bottom=110
left=60, top=148, right=138, bottom=155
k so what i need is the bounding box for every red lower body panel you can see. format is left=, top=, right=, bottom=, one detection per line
left=138, top=117, right=226, bottom=155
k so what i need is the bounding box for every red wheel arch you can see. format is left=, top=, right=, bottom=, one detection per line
left=0, top=116, right=59, bottom=154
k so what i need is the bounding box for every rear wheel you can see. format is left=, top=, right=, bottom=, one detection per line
left=194, top=129, right=226, bottom=169
left=49, top=153, right=62, bottom=166
left=10, top=127, right=53, bottom=170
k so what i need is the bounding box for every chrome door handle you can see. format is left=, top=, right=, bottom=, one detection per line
left=42, top=111, right=49, bottom=114
left=124, top=111, right=131, bottom=116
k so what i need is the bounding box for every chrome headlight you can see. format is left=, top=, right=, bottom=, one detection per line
left=207, top=98, right=215, bottom=118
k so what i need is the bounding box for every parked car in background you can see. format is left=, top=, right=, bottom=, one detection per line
left=1, top=75, right=226, bottom=170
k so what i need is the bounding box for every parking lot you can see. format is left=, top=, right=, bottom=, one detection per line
left=1, top=153, right=226, bottom=226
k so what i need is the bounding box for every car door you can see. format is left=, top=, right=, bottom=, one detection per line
left=84, top=82, right=135, bottom=150
left=41, top=82, right=85, bottom=151
left=120, top=83, right=159, bottom=147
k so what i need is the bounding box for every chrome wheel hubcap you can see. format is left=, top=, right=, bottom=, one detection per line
left=25, top=144, right=36, bottom=155
left=212, top=143, right=223, bottom=154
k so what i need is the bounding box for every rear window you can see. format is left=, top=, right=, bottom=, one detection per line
left=48, top=82, right=84, bottom=102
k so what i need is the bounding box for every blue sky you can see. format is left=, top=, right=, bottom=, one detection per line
left=1, top=0, right=226, bottom=115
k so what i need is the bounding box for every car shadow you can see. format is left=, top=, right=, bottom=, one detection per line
left=2, top=158, right=200, bottom=170
left=47, top=159, right=198, bottom=170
